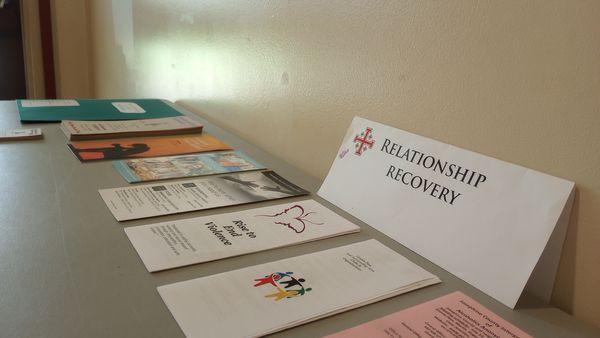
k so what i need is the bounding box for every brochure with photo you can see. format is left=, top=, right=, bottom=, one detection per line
left=99, top=170, right=309, bottom=221
left=158, top=239, right=440, bottom=338
left=68, top=133, right=231, bottom=162
left=113, top=150, right=265, bottom=183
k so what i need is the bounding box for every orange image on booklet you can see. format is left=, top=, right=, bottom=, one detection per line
left=68, top=134, right=232, bottom=162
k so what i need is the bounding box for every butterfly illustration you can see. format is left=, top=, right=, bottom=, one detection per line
left=256, top=205, right=324, bottom=233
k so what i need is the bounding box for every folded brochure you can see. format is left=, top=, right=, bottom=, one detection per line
left=158, top=239, right=441, bottom=338
left=114, top=150, right=265, bottom=183
left=99, top=170, right=309, bottom=221
left=125, top=199, right=360, bottom=272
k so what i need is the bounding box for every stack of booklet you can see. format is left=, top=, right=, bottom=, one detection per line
left=157, top=240, right=441, bottom=337
left=68, top=133, right=231, bottom=162
left=60, top=116, right=203, bottom=140
left=17, top=99, right=237, bottom=164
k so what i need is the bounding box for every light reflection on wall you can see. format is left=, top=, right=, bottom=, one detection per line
left=111, top=0, right=134, bottom=67
left=95, top=0, right=283, bottom=103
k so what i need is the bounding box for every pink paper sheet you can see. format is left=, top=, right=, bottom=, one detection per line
left=326, top=291, right=532, bottom=338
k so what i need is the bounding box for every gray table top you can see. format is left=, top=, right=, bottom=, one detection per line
left=0, top=100, right=598, bottom=338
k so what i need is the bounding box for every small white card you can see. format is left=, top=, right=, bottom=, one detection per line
left=318, top=116, right=575, bottom=308
left=0, top=128, right=43, bottom=141
left=125, top=199, right=360, bottom=272
left=20, top=99, right=79, bottom=107
left=158, top=239, right=440, bottom=338
left=112, top=102, right=146, bottom=113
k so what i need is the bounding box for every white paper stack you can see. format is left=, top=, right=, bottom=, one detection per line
left=60, top=116, right=203, bottom=140
left=158, top=239, right=441, bottom=337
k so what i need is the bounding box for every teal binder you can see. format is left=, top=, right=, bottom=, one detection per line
left=17, top=99, right=183, bottom=122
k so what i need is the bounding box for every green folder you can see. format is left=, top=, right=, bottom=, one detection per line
left=17, top=98, right=183, bottom=122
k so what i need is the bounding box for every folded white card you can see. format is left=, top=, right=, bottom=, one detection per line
left=125, top=199, right=360, bottom=272
left=158, top=239, right=440, bottom=338
left=318, top=116, right=575, bottom=308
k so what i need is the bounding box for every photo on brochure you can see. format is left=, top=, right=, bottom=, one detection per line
left=114, top=150, right=265, bottom=183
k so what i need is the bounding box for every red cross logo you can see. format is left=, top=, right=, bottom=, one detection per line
left=353, top=127, right=375, bottom=156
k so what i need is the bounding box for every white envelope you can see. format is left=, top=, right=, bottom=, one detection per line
left=318, top=116, right=574, bottom=308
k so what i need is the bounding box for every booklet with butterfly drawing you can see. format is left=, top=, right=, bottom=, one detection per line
left=61, top=116, right=203, bottom=141
left=125, top=199, right=360, bottom=272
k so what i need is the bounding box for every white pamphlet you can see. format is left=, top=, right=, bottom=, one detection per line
left=0, top=128, right=43, bottom=141
left=125, top=199, right=360, bottom=272
left=99, top=170, right=309, bottom=221
left=158, top=239, right=440, bottom=338
left=318, top=116, right=575, bottom=308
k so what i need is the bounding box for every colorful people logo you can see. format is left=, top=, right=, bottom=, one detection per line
left=255, top=205, right=324, bottom=233
left=253, top=272, right=312, bottom=301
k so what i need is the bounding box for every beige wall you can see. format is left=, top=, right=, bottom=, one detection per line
left=51, top=0, right=93, bottom=98
left=20, top=0, right=45, bottom=98
left=61, top=0, right=600, bottom=326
